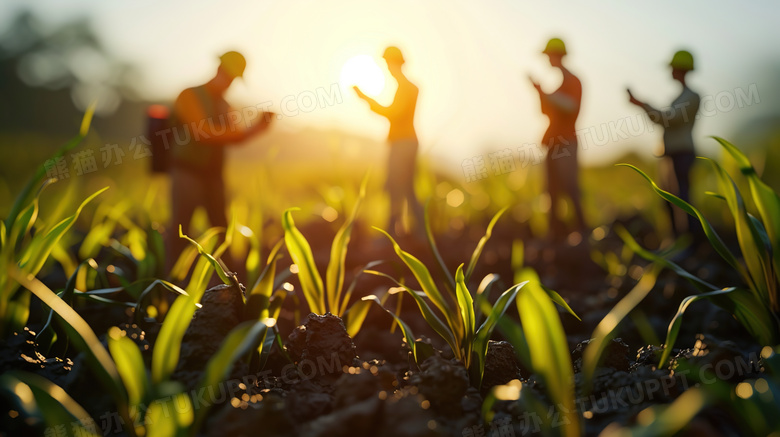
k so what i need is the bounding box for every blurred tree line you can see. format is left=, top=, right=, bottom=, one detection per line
left=0, top=10, right=147, bottom=139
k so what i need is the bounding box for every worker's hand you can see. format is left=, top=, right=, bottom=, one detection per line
left=262, top=111, right=276, bottom=123
left=247, top=112, right=274, bottom=137
left=353, top=85, right=368, bottom=100
left=627, top=88, right=642, bottom=107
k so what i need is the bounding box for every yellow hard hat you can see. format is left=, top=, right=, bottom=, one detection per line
left=670, top=50, right=694, bottom=71
left=543, top=38, right=567, bottom=56
left=219, top=51, right=246, bottom=78
left=383, top=46, right=405, bottom=65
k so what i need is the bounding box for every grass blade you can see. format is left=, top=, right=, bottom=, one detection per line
left=455, top=264, right=475, bottom=367
left=618, top=163, right=745, bottom=276
left=247, top=239, right=285, bottom=320
left=258, top=325, right=284, bottom=370
left=22, top=187, right=108, bottom=276
left=152, top=232, right=221, bottom=386
left=326, top=174, right=368, bottom=314
left=600, top=388, right=707, bottom=437
left=618, top=227, right=778, bottom=352
left=1, top=371, right=99, bottom=437
left=542, top=285, right=581, bottom=321
left=8, top=178, right=53, bottom=251
left=465, top=206, right=507, bottom=283
left=474, top=273, right=501, bottom=327
left=344, top=299, right=373, bottom=338
left=366, top=269, right=459, bottom=355
left=9, top=266, right=133, bottom=435
left=179, top=226, right=232, bottom=286
left=282, top=208, right=325, bottom=314
left=582, top=264, right=661, bottom=393
left=36, top=259, right=96, bottom=352
left=615, top=224, right=718, bottom=292
left=515, top=267, right=580, bottom=437
left=705, top=156, right=775, bottom=309
left=716, top=136, right=780, bottom=311
left=169, top=227, right=222, bottom=281
left=658, top=287, right=775, bottom=368
left=183, top=228, right=228, bottom=299
left=473, top=282, right=525, bottom=387
left=338, top=260, right=383, bottom=316
left=133, top=279, right=190, bottom=322
left=267, top=289, right=288, bottom=320
left=495, top=316, right=532, bottom=372
left=192, top=319, right=273, bottom=433
left=152, top=295, right=198, bottom=384
left=108, top=327, right=150, bottom=422
left=147, top=392, right=193, bottom=437
left=362, top=295, right=422, bottom=366
left=424, top=200, right=456, bottom=292
left=373, top=226, right=462, bottom=341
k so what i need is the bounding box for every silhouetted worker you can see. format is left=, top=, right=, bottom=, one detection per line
left=354, top=46, right=424, bottom=236
left=529, top=38, right=586, bottom=241
left=628, top=50, right=700, bottom=235
left=168, top=51, right=272, bottom=265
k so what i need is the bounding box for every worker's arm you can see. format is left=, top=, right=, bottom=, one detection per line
left=354, top=85, right=412, bottom=119
left=628, top=88, right=664, bottom=124
left=530, top=75, right=567, bottom=116
left=174, top=89, right=270, bottom=145
left=639, top=101, right=696, bottom=128
left=528, top=75, right=544, bottom=96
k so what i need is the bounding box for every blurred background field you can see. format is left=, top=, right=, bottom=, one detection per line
left=2, top=1, right=780, bottom=247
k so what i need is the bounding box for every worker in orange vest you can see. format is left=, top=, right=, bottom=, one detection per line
left=168, top=51, right=272, bottom=267
left=354, top=46, right=424, bottom=237
left=529, top=38, right=586, bottom=241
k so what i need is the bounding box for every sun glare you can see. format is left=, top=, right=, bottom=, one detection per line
left=339, top=54, right=385, bottom=96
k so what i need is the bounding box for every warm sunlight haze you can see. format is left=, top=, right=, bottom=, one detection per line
left=340, top=55, right=386, bottom=97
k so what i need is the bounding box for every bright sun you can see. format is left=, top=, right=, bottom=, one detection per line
left=340, top=55, right=385, bottom=96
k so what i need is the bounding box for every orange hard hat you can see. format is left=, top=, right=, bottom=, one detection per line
left=383, top=46, right=405, bottom=65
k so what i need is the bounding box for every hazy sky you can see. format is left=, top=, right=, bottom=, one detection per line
left=2, top=0, right=779, bottom=167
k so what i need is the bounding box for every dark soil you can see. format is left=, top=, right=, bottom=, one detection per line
left=1, top=214, right=769, bottom=436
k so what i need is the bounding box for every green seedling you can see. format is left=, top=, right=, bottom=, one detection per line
left=281, top=175, right=380, bottom=335
left=618, top=137, right=780, bottom=368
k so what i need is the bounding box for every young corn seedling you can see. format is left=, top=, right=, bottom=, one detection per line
left=280, top=175, right=380, bottom=336
left=175, top=225, right=289, bottom=434
left=366, top=260, right=526, bottom=386
left=146, top=226, right=278, bottom=436
left=367, top=206, right=580, bottom=394
left=619, top=137, right=780, bottom=368
left=37, top=220, right=238, bottom=370
left=366, top=205, right=582, bottom=435
left=474, top=267, right=581, bottom=437
left=151, top=223, right=237, bottom=385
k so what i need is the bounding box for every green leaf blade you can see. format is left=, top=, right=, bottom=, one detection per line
left=465, top=206, right=507, bottom=283
left=515, top=268, right=580, bottom=437
left=282, top=208, right=325, bottom=315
